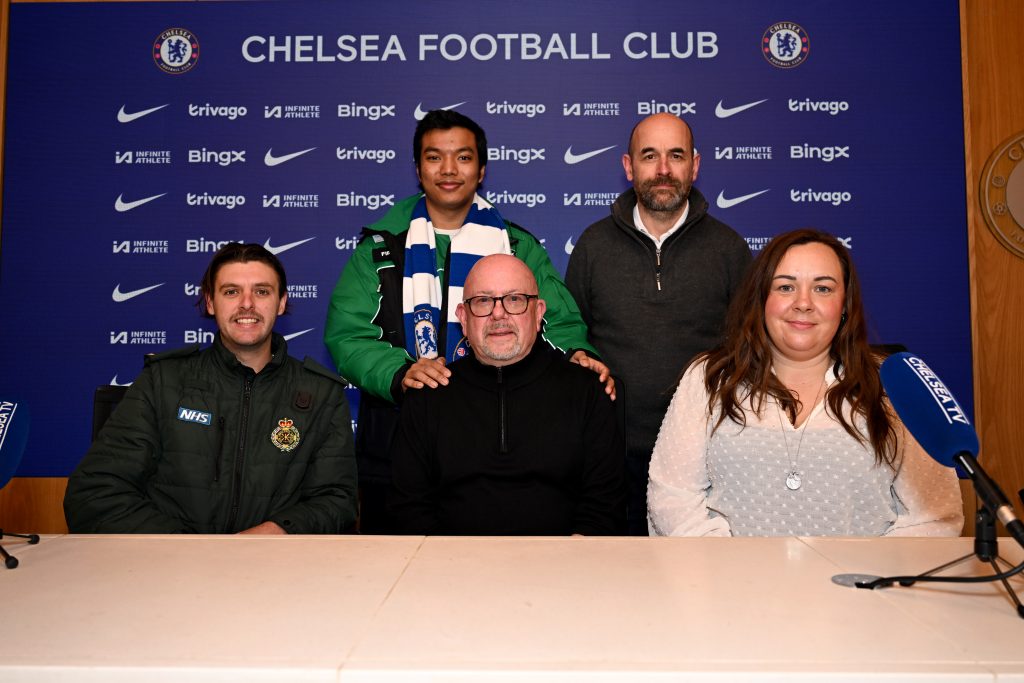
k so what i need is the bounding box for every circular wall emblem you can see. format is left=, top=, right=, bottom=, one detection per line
left=981, top=130, right=1024, bottom=259
left=154, top=28, right=199, bottom=74
left=762, top=22, right=809, bottom=68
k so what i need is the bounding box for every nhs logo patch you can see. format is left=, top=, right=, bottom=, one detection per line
left=177, top=406, right=212, bottom=426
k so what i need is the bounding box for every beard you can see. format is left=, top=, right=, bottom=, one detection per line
left=636, top=174, right=691, bottom=214
left=478, top=324, right=524, bottom=363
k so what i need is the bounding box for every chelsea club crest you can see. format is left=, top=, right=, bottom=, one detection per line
left=271, top=418, right=300, bottom=452
left=412, top=307, right=438, bottom=359
left=153, top=28, right=200, bottom=74
left=762, top=22, right=809, bottom=69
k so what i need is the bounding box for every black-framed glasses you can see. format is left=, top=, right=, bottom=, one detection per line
left=464, top=293, right=539, bottom=317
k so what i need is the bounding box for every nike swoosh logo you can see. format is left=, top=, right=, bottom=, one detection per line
left=263, top=236, right=316, bottom=255
left=715, top=99, right=768, bottom=119
left=564, top=236, right=576, bottom=255
left=283, top=328, right=315, bottom=342
left=112, top=283, right=165, bottom=303
left=414, top=101, right=466, bottom=121
left=564, top=145, right=616, bottom=165
left=109, top=375, right=133, bottom=387
left=117, top=104, right=169, bottom=123
left=115, top=193, right=167, bottom=212
left=716, top=189, right=770, bottom=209
left=264, top=147, right=317, bottom=167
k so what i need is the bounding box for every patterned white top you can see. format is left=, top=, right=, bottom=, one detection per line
left=648, top=362, right=964, bottom=537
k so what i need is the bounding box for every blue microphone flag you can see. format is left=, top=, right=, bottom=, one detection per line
left=879, top=353, right=978, bottom=468
left=0, top=399, right=30, bottom=489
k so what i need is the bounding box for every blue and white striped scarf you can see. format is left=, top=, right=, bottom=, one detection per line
left=403, top=194, right=512, bottom=362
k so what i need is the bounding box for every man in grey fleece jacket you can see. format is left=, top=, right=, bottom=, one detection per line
left=565, top=113, right=752, bottom=535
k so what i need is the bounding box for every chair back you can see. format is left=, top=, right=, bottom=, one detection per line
left=92, top=385, right=129, bottom=443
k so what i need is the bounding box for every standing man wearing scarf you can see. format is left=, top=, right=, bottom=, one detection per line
left=325, top=110, right=613, bottom=533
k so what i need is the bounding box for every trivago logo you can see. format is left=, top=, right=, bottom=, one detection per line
left=790, top=188, right=853, bottom=206
left=335, top=147, right=397, bottom=163
left=485, top=190, right=545, bottom=208
left=186, top=193, right=246, bottom=209
left=486, top=101, right=546, bottom=117
left=188, top=103, right=246, bottom=119
left=788, top=99, right=849, bottom=115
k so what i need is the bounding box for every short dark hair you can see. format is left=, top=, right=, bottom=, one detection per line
left=198, top=243, right=289, bottom=318
left=413, top=109, right=488, bottom=168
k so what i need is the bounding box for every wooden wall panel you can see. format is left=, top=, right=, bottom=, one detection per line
left=962, top=0, right=1024, bottom=531
left=0, top=478, right=69, bottom=534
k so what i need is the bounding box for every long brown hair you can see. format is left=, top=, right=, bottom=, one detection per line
left=698, top=229, right=898, bottom=468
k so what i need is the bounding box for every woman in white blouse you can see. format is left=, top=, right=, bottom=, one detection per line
left=647, top=229, right=963, bottom=537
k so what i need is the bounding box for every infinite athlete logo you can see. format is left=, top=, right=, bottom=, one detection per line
left=762, top=22, right=809, bottom=69
left=154, top=28, right=199, bottom=74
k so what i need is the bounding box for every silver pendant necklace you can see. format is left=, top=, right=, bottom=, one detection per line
left=776, top=378, right=825, bottom=491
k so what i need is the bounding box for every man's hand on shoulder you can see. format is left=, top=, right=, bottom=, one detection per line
left=569, top=351, right=616, bottom=401
left=238, top=521, right=287, bottom=535
left=402, top=357, right=451, bottom=391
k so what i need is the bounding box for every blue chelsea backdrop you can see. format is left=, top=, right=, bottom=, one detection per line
left=0, top=0, right=971, bottom=475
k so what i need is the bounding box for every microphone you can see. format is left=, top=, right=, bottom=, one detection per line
left=0, top=398, right=32, bottom=570
left=880, top=353, right=1024, bottom=548
left=0, top=398, right=30, bottom=490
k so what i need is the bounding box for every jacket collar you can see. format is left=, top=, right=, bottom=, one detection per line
left=611, top=185, right=710, bottom=239
left=366, top=193, right=425, bottom=235
left=211, top=332, right=287, bottom=376
left=455, top=341, right=556, bottom=391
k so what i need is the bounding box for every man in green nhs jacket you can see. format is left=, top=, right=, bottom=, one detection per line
left=324, top=109, right=613, bottom=533
left=65, top=244, right=358, bottom=534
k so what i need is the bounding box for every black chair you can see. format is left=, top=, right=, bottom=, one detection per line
left=871, top=343, right=908, bottom=358
left=92, top=385, right=129, bottom=443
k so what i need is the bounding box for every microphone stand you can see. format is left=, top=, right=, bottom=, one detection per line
left=0, top=529, right=40, bottom=569
left=855, top=503, right=1024, bottom=619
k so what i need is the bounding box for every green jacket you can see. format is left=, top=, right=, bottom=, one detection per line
left=64, top=334, right=358, bottom=534
left=324, top=193, right=596, bottom=404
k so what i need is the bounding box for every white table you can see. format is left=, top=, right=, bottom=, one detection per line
left=1, top=535, right=1021, bottom=682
